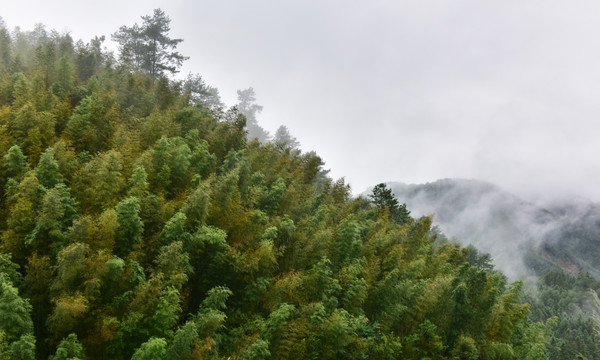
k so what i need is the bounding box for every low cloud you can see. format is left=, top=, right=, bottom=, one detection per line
left=388, top=179, right=600, bottom=280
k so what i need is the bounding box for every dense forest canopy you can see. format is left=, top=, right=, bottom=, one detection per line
left=0, top=9, right=597, bottom=360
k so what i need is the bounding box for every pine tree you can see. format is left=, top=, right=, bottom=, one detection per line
left=112, top=9, right=188, bottom=77
left=369, top=183, right=410, bottom=224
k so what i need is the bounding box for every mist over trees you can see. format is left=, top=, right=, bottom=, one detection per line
left=183, top=73, right=223, bottom=110
left=237, top=87, right=269, bottom=143
left=0, top=10, right=594, bottom=360
left=388, top=178, right=600, bottom=360
left=273, top=125, right=299, bottom=150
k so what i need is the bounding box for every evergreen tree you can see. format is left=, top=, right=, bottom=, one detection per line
left=112, top=9, right=188, bottom=77
left=369, top=183, right=410, bottom=224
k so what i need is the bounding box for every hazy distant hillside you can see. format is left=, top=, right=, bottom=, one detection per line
left=387, top=179, right=600, bottom=279
left=539, top=199, right=600, bottom=278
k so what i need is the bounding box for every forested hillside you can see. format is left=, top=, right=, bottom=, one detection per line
left=389, top=179, right=600, bottom=359
left=0, top=11, right=556, bottom=360
left=389, top=179, right=600, bottom=279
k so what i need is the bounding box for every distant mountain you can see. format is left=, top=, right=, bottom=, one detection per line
left=385, top=179, right=600, bottom=279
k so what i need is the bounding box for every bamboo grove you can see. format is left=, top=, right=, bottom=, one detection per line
left=0, top=12, right=558, bottom=360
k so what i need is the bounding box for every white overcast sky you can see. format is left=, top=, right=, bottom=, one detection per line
left=4, top=0, right=600, bottom=201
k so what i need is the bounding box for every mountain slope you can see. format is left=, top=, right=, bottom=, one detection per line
left=388, top=178, right=600, bottom=279
left=0, top=17, right=555, bottom=360
left=387, top=179, right=600, bottom=359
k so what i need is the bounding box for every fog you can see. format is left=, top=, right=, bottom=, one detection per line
left=388, top=179, right=600, bottom=280
left=4, top=1, right=600, bottom=201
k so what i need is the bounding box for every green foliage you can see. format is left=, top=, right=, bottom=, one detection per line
left=35, top=148, right=63, bottom=188
left=0, top=276, right=34, bottom=341
left=73, top=150, right=124, bottom=212
left=50, top=333, right=84, bottom=360
left=52, top=55, right=75, bottom=100
left=450, top=335, right=479, bottom=360
left=201, top=286, right=233, bottom=312
left=149, top=286, right=182, bottom=338
left=149, top=136, right=191, bottom=195
left=9, top=334, right=36, bottom=360
left=10, top=103, right=56, bottom=163
left=115, top=197, right=143, bottom=257
left=3, top=145, right=29, bottom=180
left=260, top=177, right=286, bottom=214
left=186, top=129, right=216, bottom=176
left=131, top=337, right=167, bottom=360
left=127, top=165, right=149, bottom=198
left=52, top=242, right=89, bottom=293
left=0, top=14, right=565, bottom=360
left=241, top=339, right=271, bottom=360
left=153, top=241, right=191, bottom=289
left=27, top=183, right=78, bottom=254
left=0, top=253, right=22, bottom=287
left=66, top=94, right=114, bottom=153
left=370, top=183, right=410, bottom=224
left=160, top=212, right=190, bottom=246
left=403, top=320, right=445, bottom=359
left=112, top=9, right=187, bottom=77
left=334, top=216, right=362, bottom=267
left=525, top=271, right=600, bottom=360
left=167, top=321, right=198, bottom=360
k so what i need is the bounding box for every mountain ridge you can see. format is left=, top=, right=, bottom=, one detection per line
left=381, top=178, right=600, bottom=279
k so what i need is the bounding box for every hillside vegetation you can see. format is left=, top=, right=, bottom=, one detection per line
left=0, top=12, right=556, bottom=360
left=390, top=179, right=600, bottom=359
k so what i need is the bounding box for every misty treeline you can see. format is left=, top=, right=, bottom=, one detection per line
left=0, top=9, right=577, bottom=360
left=391, top=179, right=600, bottom=359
